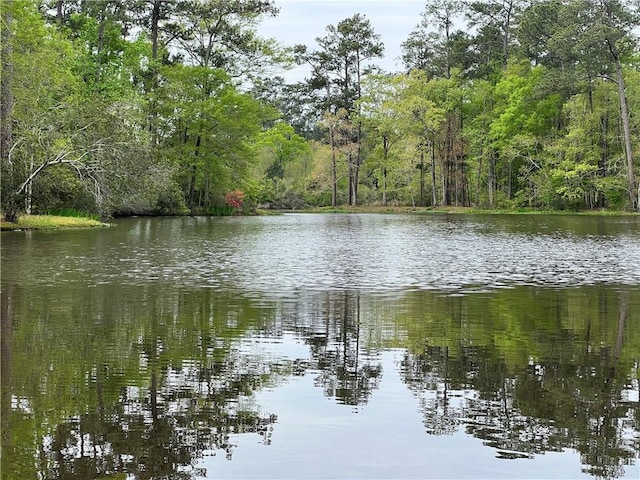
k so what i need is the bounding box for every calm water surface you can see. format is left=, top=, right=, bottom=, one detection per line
left=1, top=213, right=639, bottom=479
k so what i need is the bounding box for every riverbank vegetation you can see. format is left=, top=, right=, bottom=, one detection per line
left=4, top=204, right=634, bottom=232
left=1, top=0, right=639, bottom=223
left=0, top=214, right=109, bottom=231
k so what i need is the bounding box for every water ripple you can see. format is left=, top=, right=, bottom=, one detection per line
left=3, top=213, right=639, bottom=295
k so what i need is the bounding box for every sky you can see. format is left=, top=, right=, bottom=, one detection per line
left=257, top=0, right=429, bottom=81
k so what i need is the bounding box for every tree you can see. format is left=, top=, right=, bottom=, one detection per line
left=517, top=0, right=565, bottom=69
left=254, top=121, right=311, bottom=207
left=401, top=0, right=467, bottom=79
left=251, top=75, right=322, bottom=139
left=488, top=61, right=562, bottom=203
left=314, top=14, right=384, bottom=205
left=157, top=65, right=274, bottom=213
left=394, top=70, right=446, bottom=207
left=318, top=108, right=354, bottom=207
left=0, top=1, right=177, bottom=220
left=133, top=0, right=173, bottom=145
left=527, top=0, right=639, bottom=210
left=575, top=0, right=638, bottom=210
left=536, top=82, right=628, bottom=209
left=1, top=1, right=91, bottom=221
left=170, top=0, right=280, bottom=76
left=1, top=0, right=15, bottom=221
left=466, top=0, right=525, bottom=70
left=358, top=74, right=404, bottom=205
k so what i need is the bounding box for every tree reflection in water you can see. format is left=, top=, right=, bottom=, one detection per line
left=397, top=289, right=638, bottom=479
left=306, top=291, right=383, bottom=407
left=35, top=356, right=279, bottom=479
left=2, top=286, right=281, bottom=480
left=2, top=284, right=639, bottom=479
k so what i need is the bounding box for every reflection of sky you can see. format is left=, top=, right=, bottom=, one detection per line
left=198, top=350, right=593, bottom=480
left=238, top=332, right=311, bottom=359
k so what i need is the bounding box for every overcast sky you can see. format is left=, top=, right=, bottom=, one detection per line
left=257, top=0, right=429, bottom=81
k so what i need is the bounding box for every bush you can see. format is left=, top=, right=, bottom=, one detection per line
left=31, top=167, right=97, bottom=215
left=45, top=208, right=100, bottom=220
left=154, top=184, right=188, bottom=215
left=207, top=205, right=235, bottom=216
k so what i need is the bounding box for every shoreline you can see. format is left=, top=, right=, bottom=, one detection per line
left=2, top=207, right=638, bottom=231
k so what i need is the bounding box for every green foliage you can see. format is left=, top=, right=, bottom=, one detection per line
left=1, top=0, right=288, bottom=220
left=253, top=122, right=312, bottom=206
left=31, top=166, right=97, bottom=214
left=207, top=205, right=235, bottom=216
left=43, top=208, right=100, bottom=220
left=157, top=64, right=276, bottom=212
left=1, top=0, right=638, bottom=215
left=256, top=122, right=311, bottom=179
left=490, top=62, right=560, bottom=148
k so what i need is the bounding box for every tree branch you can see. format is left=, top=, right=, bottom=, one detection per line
left=15, top=143, right=107, bottom=196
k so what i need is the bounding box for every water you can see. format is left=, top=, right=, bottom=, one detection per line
left=1, top=213, right=639, bottom=479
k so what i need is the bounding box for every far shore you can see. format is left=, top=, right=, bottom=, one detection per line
left=296, top=205, right=640, bottom=216
left=2, top=207, right=638, bottom=231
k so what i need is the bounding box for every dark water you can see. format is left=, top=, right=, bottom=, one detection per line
left=1, top=213, right=639, bottom=479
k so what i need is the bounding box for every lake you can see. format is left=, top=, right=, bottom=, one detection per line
left=1, top=213, right=639, bottom=479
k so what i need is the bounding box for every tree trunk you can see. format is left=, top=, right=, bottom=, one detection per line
left=1, top=1, right=17, bottom=223
left=96, top=3, right=106, bottom=61
left=507, top=158, right=513, bottom=200
left=347, top=157, right=354, bottom=206
left=442, top=116, right=455, bottom=206
left=457, top=114, right=468, bottom=206
left=331, top=148, right=338, bottom=207
left=611, top=51, right=637, bottom=210
left=476, top=153, right=483, bottom=207
left=353, top=103, right=362, bottom=206
left=1, top=2, right=13, bottom=168
left=351, top=163, right=359, bottom=206
left=188, top=135, right=202, bottom=213
left=430, top=141, right=437, bottom=207
left=598, top=111, right=609, bottom=208
left=502, top=0, right=514, bottom=66
left=488, top=149, right=497, bottom=208
left=382, top=167, right=387, bottom=206
left=419, top=151, right=424, bottom=207
left=325, top=82, right=338, bottom=207
left=56, top=0, right=64, bottom=25
left=148, top=0, right=161, bottom=146
left=329, top=123, right=337, bottom=207
left=25, top=156, right=33, bottom=214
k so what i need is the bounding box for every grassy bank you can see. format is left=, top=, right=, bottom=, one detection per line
left=1, top=214, right=111, bottom=231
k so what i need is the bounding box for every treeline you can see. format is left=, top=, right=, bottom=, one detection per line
left=1, top=0, right=639, bottom=221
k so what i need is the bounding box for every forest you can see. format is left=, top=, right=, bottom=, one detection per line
left=1, top=0, right=639, bottom=221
